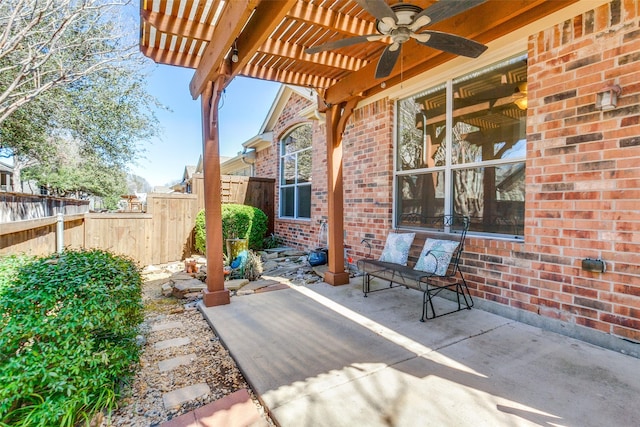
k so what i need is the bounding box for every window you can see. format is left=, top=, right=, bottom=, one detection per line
left=280, top=124, right=312, bottom=219
left=396, top=55, right=527, bottom=237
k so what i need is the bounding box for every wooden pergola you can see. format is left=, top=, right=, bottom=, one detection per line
left=139, top=0, right=577, bottom=306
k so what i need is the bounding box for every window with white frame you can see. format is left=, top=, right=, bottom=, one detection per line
left=396, top=54, right=527, bottom=237
left=280, top=124, right=312, bottom=219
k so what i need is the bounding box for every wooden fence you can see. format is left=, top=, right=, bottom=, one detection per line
left=1, top=176, right=274, bottom=265
left=1, top=192, right=90, bottom=223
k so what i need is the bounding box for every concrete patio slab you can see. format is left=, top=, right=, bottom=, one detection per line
left=199, top=279, right=640, bottom=427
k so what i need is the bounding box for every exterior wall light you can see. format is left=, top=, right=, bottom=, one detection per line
left=596, top=84, right=622, bottom=111
left=231, top=48, right=239, bottom=63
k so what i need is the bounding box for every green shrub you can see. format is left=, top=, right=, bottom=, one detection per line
left=0, top=249, right=143, bottom=427
left=195, top=207, right=207, bottom=254
left=195, top=204, right=268, bottom=253
left=0, top=254, right=33, bottom=292
left=263, top=233, right=283, bottom=250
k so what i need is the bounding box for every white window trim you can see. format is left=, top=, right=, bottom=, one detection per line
left=279, top=125, right=312, bottom=220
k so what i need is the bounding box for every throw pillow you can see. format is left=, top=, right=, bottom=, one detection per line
left=379, top=232, right=416, bottom=265
left=414, top=238, right=459, bottom=276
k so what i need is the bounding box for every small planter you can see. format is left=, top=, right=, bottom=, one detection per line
left=226, top=238, right=248, bottom=259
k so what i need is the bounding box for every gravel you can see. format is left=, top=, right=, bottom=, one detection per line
left=100, top=262, right=275, bottom=426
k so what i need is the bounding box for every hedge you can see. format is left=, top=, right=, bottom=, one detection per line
left=195, top=204, right=268, bottom=254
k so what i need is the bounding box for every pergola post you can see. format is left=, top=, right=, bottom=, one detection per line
left=323, top=99, right=359, bottom=286
left=201, top=78, right=230, bottom=307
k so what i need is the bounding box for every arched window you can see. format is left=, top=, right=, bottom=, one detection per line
left=279, top=124, right=312, bottom=219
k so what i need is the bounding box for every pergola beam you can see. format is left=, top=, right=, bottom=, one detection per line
left=189, top=0, right=258, bottom=99
left=229, top=0, right=299, bottom=80
left=201, top=73, right=231, bottom=307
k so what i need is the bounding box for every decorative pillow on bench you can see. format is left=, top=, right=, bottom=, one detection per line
left=414, top=238, right=459, bottom=276
left=379, top=232, right=416, bottom=265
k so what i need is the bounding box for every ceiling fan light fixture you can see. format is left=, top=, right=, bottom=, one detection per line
left=375, top=4, right=422, bottom=34
left=514, top=97, right=528, bottom=110
left=514, top=82, right=528, bottom=110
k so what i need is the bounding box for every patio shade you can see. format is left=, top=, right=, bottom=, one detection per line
left=139, top=0, right=578, bottom=103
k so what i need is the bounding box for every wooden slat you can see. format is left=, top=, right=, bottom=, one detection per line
left=189, top=0, right=259, bottom=98
left=141, top=9, right=215, bottom=41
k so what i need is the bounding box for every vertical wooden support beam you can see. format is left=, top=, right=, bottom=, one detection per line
left=201, top=78, right=230, bottom=307
left=323, top=98, right=360, bottom=286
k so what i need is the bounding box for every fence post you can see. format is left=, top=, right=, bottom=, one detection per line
left=56, top=213, right=64, bottom=253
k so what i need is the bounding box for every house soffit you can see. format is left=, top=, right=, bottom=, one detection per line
left=139, top=0, right=581, bottom=107
left=242, top=132, right=273, bottom=152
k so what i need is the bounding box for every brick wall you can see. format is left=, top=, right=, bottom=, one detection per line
left=461, top=0, right=640, bottom=344
left=519, top=0, right=640, bottom=342
left=342, top=99, right=395, bottom=260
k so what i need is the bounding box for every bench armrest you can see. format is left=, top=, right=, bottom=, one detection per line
left=361, top=238, right=372, bottom=259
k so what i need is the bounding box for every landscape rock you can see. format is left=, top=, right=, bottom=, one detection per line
left=172, top=279, right=206, bottom=298
left=262, top=261, right=278, bottom=271
left=224, top=279, right=249, bottom=291
left=282, top=250, right=306, bottom=257
left=262, top=252, right=279, bottom=260
left=171, top=272, right=197, bottom=282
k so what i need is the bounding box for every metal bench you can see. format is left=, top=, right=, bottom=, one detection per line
left=357, top=215, right=473, bottom=321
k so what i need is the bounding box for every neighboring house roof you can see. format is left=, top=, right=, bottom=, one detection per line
left=183, top=165, right=196, bottom=181
left=0, top=161, right=13, bottom=174
left=220, top=156, right=251, bottom=176
left=152, top=186, right=174, bottom=193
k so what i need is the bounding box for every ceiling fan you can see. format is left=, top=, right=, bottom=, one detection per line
left=305, top=0, right=489, bottom=79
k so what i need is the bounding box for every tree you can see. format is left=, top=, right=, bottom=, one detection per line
left=23, top=153, right=128, bottom=209
left=0, top=0, right=162, bottom=200
left=0, top=0, right=137, bottom=124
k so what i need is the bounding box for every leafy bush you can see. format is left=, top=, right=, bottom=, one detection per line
left=195, top=207, right=207, bottom=254
left=195, top=204, right=268, bottom=254
left=263, top=233, right=283, bottom=250
left=0, top=249, right=143, bottom=427
left=0, top=254, right=33, bottom=292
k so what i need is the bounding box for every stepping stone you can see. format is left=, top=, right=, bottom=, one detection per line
left=173, top=278, right=207, bottom=293
left=154, top=337, right=190, bottom=350
left=158, top=353, right=196, bottom=372
left=194, top=389, right=268, bottom=427
left=160, top=389, right=267, bottom=427
left=151, top=321, right=183, bottom=332
left=163, top=383, right=210, bottom=410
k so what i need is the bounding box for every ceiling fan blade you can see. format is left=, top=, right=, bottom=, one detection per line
left=305, top=34, right=385, bottom=54
left=353, top=0, right=397, bottom=28
left=414, top=30, right=488, bottom=58
left=410, top=0, right=488, bottom=31
left=375, top=45, right=401, bottom=79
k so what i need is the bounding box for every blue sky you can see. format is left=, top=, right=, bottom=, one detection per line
left=131, top=65, right=281, bottom=187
